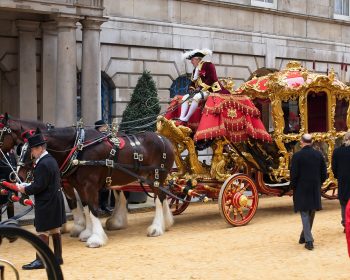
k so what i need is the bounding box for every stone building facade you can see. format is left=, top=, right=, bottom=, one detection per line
left=0, top=0, right=350, bottom=126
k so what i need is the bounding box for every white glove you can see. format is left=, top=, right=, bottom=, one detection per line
left=20, top=182, right=31, bottom=187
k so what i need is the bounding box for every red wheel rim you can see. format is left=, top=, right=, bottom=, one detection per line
left=219, top=174, right=258, bottom=226
left=167, top=193, right=191, bottom=215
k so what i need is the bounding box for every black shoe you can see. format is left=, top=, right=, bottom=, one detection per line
left=22, top=259, right=44, bottom=270
left=305, top=241, right=314, bottom=250
left=299, top=236, right=305, bottom=244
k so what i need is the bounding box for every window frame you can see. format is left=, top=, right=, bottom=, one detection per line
left=251, top=0, right=277, bottom=9
left=334, top=0, right=350, bottom=20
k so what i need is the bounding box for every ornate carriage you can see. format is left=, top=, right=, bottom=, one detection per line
left=157, top=61, right=350, bottom=226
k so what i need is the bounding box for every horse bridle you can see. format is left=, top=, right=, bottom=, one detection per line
left=0, top=123, right=12, bottom=148
left=17, top=142, right=34, bottom=182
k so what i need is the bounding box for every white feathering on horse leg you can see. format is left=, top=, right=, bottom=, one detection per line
left=147, top=197, right=165, bottom=237
left=162, top=199, right=174, bottom=230
left=106, top=191, right=128, bottom=230
left=70, top=207, right=86, bottom=237
left=60, top=223, right=69, bottom=234
left=79, top=206, right=92, bottom=242
left=86, top=211, right=108, bottom=248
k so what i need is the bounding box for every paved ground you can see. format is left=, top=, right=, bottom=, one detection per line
left=1, top=196, right=350, bottom=280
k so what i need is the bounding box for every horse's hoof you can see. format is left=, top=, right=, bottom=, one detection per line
left=70, top=224, right=85, bottom=238
left=79, top=229, right=92, bottom=242
left=106, top=218, right=127, bottom=231
left=147, top=225, right=164, bottom=237
left=86, top=234, right=107, bottom=248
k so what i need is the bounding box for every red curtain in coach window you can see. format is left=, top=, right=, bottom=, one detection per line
left=307, top=91, right=327, bottom=133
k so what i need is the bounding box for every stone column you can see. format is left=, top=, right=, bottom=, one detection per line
left=265, top=39, right=277, bottom=68
left=16, top=20, right=40, bottom=119
left=81, top=17, right=106, bottom=126
left=55, top=15, right=79, bottom=127
left=41, top=22, right=57, bottom=124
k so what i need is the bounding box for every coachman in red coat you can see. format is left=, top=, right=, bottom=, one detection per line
left=168, top=49, right=270, bottom=143
left=176, top=49, right=230, bottom=127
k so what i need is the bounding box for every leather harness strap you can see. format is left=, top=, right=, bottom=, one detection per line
left=105, top=137, right=120, bottom=187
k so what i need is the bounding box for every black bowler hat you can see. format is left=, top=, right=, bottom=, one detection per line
left=94, top=119, right=106, bottom=129
left=28, top=133, right=46, bottom=148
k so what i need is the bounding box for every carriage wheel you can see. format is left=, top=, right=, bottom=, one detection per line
left=0, top=225, right=63, bottom=280
left=218, top=173, right=258, bottom=226
left=321, top=182, right=338, bottom=200
left=167, top=193, right=191, bottom=215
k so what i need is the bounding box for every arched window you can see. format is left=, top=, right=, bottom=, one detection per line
left=77, top=72, right=81, bottom=120
left=76, top=72, right=115, bottom=124
left=101, top=72, right=115, bottom=124
left=169, top=75, right=191, bottom=98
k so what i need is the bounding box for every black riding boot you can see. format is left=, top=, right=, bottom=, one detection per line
left=22, top=234, right=49, bottom=270
left=7, top=202, right=14, bottom=219
left=52, top=233, right=63, bottom=265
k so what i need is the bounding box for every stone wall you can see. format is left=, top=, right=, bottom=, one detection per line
left=100, top=0, right=350, bottom=121
left=0, top=0, right=349, bottom=124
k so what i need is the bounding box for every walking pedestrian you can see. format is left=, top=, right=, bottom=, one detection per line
left=290, top=133, right=327, bottom=250
left=332, top=131, right=350, bottom=232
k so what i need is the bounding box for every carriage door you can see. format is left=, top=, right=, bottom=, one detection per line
left=307, top=91, right=328, bottom=133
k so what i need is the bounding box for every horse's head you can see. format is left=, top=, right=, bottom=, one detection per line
left=0, top=113, right=19, bottom=155
left=17, top=141, right=35, bottom=183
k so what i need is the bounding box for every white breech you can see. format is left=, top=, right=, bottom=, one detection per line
left=192, top=91, right=209, bottom=103
left=179, top=91, right=209, bottom=121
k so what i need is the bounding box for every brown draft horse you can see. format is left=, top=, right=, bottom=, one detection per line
left=0, top=114, right=175, bottom=247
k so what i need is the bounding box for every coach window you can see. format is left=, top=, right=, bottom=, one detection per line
left=253, top=98, right=272, bottom=132
left=307, top=91, right=328, bottom=133
left=334, top=98, right=348, bottom=132
left=282, top=100, right=300, bottom=134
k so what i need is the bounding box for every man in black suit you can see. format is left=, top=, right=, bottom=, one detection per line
left=332, top=132, right=350, bottom=233
left=17, top=132, right=66, bottom=269
left=290, top=134, right=327, bottom=250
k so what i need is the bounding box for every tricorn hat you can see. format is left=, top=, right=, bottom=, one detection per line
left=182, top=48, right=213, bottom=60
left=28, top=129, right=46, bottom=148
left=94, top=119, right=106, bottom=129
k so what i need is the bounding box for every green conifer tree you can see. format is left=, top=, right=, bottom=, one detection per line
left=120, top=71, right=160, bottom=132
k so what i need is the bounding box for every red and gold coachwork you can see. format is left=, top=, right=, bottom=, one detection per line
left=237, top=61, right=350, bottom=198
left=157, top=60, right=350, bottom=227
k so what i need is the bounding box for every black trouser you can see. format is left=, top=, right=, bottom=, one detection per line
left=300, top=210, right=315, bottom=242
left=340, top=199, right=348, bottom=227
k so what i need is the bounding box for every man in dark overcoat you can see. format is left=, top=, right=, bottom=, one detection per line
left=290, top=134, right=327, bottom=250
left=17, top=132, right=66, bottom=269
left=332, top=131, right=350, bottom=232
